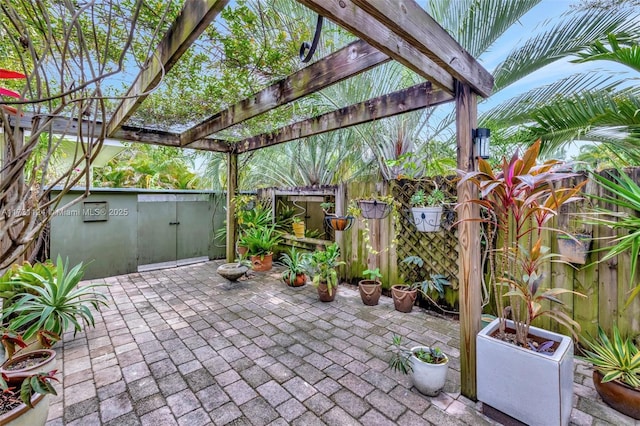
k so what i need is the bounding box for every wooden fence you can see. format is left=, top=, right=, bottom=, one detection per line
left=340, top=169, right=640, bottom=338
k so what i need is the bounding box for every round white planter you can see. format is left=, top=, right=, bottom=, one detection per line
left=410, top=346, right=449, bottom=396
left=411, top=207, right=442, bottom=232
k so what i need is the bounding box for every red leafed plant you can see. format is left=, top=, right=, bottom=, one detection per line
left=458, top=140, right=587, bottom=347
left=0, top=68, right=26, bottom=115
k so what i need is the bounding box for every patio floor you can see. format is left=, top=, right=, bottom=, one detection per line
left=44, top=260, right=637, bottom=426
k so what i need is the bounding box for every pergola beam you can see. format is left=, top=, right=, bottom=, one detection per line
left=180, top=39, right=390, bottom=146
left=297, top=0, right=455, bottom=95
left=351, top=0, right=493, bottom=98
left=107, top=0, right=229, bottom=137
left=8, top=113, right=231, bottom=152
left=235, top=82, right=453, bottom=153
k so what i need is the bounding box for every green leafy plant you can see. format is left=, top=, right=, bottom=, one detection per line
left=458, top=140, right=586, bottom=346
left=362, top=268, right=382, bottom=281
left=0, top=260, right=56, bottom=303
left=279, top=247, right=306, bottom=284
left=242, top=225, right=282, bottom=258
left=587, top=169, right=640, bottom=307
left=579, top=325, right=640, bottom=389
left=388, top=335, right=447, bottom=375
left=303, top=243, right=345, bottom=296
left=401, top=256, right=452, bottom=306
left=410, top=188, right=446, bottom=207
left=320, top=202, right=335, bottom=213
left=2, top=256, right=109, bottom=341
left=291, top=216, right=302, bottom=224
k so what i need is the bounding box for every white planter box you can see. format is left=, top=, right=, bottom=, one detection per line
left=477, top=318, right=573, bottom=426
left=411, top=206, right=442, bottom=232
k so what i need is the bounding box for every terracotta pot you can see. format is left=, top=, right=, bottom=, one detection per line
left=0, top=393, right=49, bottom=426
left=292, top=222, right=305, bottom=238
left=317, top=282, right=337, bottom=302
left=284, top=273, right=306, bottom=287
left=358, top=280, right=382, bottom=306
left=391, top=285, right=417, bottom=313
left=325, top=216, right=354, bottom=231
left=236, top=244, right=248, bottom=256
left=0, top=349, right=57, bottom=386
left=250, top=253, right=273, bottom=272
left=593, top=370, right=640, bottom=420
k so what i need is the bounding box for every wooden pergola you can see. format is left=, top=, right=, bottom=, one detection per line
left=10, top=0, right=493, bottom=398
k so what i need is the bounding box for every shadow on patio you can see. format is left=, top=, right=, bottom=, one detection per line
left=45, top=261, right=635, bottom=426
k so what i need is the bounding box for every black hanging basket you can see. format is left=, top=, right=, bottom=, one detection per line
left=324, top=215, right=354, bottom=231
left=358, top=200, right=391, bottom=219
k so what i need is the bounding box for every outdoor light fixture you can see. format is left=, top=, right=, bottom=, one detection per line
left=473, top=128, right=491, bottom=159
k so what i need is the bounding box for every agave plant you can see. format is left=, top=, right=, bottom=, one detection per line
left=579, top=325, right=640, bottom=389
left=2, top=256, right=108, bottom=341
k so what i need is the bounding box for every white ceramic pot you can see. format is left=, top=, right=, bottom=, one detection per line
left=411, top=207, right=442, bottom=232
left=410, top=346, right=449, bottom=396
left=0, top=393, right=49, bottom=426
left=477, top=318, right=573, bottom=426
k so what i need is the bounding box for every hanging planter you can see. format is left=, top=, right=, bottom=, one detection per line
left=357, top=200, right=390, bottom=219
left=557, top=234, right=591, bottom=265
left=411, top=206, right=443, bottom=232
left=324, top=215, right=354, bottom=231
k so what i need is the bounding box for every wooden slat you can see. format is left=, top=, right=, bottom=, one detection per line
left=107, top=0, right=229, bottom=136
left=296, top=0, right=455, bottom=94
left=181, top=39, right=390, bottom=146
left=455, top=81, right=480, bottom=400
left=226, top=152, right=238, bottom=262
left=351, top=0, right=493, bottom=98
left=235, top=82, right=453, bottom=153
left=8, top=113, right=231, bottom=152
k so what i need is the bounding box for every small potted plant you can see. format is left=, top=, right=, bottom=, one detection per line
left=388, top=335, right=449, bottom=396
left=356, top=196, right=393, bottom=220
left=410, top=187, right=445, bottom=232
left=243, top=225, right=283, bottom=272
left=579, top=325, right=640, bottom=420
left=280, top=247, right=306, bottom=287
left=390, top=281, right=418, bottom=313
left=291, top=216, right=305, bottom=238
left=303, top=243, right=345, bottom=302
left=322, top=202, right=354, bottom=231
left=359, top=268, right=382, bottom=306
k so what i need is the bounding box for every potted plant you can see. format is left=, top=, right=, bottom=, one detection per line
left=242, top=225, right=283, bottom=272
left=303, top=243, right=345, bottom=302
left=579, top=325, right=640, bottom=420
left=321, top=202, right=354, bottom=231
left=291, top=216, right=305, bottom=238
left=388, top=335, right=449, bottom=396
left=356, top=196, right=393, bottom=220
left=459, top=140, right=586, bottom=426
left=410, top=187, right=445, bottom=232
left=398, top=256, right=452, bottom=313
left=390, top=282, right=418, bottom=313
left=359, top=268, right=382, bottom=306
left=2, top=256, right=108, bottom=345
left=280, top=247, right=306, bottom=287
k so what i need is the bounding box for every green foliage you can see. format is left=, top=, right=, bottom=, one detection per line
left=410, top=188, right=446, bottom=207
left=579, top=326, right=640, bottom=389
left=303, top=243, right=345, bottom=295
left=279, top=247, right=305, bottom=284
left=586, top=169, right=640, bottom=306
left=242, top=225, right=282, bottom=257
left=362, top=268, right=382, bottom=281
left=2, top=256, right=109, bottom=341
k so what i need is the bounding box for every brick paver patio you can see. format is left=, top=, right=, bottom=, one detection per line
left=44, top=261, right=638, bottom=425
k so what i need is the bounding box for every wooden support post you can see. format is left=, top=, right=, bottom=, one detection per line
left=225, top=152, right=238, bottom=263
left=456, top=81, right=481, bottom=400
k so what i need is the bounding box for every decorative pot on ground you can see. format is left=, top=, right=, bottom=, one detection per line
left=0, top=349, right=57, bottom=385
left=410, top=346, right=449, bottom=396
left=358, top=279, right=381, bottom=306
left=391, top=285, right=417, bottom=313
left=411, top=206, right=443, bottom=232
left=592, top=370, right=640, bottom=420
left=0, top=393, right=50, bottom=426
left=316, top=282, right=337, bottom=302
left=557, top=234, right=591, bottom=264
left=250, top=253, right=273, bottom=272
left=216, top=263, right=248, bottom=281
left=358, top=200, right=390, bottom=219
left=477, top=318, right=573, bottom=426
left=324, top=215, right=354, bottom=231
left=284, top=273, right=306, bottom=287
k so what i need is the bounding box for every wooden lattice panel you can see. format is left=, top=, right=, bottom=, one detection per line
left=391, top=178, right=459, bottom=290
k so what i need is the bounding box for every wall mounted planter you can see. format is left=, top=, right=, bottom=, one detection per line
left=358, top=200, right=390, bottom=219
left=411, top=206, right=442, bottom=232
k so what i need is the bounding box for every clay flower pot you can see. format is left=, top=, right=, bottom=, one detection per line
left=251, top=253, right=273, bottom=271
left=283, top=273, right=306, bottom=287
left=317, top=282, right=337, bottom=302
left=391, top=285, right=417, bottom=313
left=593, top=370, right=640, bottom=420
left=358, top=279, right=382, bottom=306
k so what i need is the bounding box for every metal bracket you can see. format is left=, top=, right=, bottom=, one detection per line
left=299, top=15, right=324, bottom=63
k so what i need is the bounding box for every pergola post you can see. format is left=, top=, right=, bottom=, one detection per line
left=225, top=152, right=238, bottom=263
left=456, top=81, right=482, bottom=400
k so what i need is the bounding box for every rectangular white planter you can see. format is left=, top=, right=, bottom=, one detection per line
left=477, top=318, right=573, bottom=426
